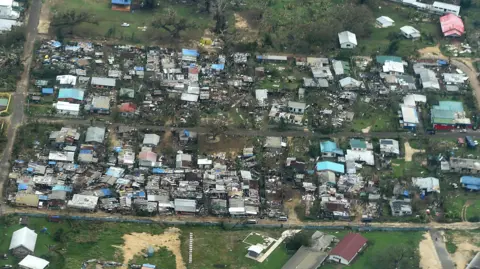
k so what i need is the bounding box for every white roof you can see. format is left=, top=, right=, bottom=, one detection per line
left=180, top=93, right=199, bottom=102
left=332, top=60, right=344, bottom=75
left=0, top=0, right=13, bottom=7
left=255, top=89, right=268, bottom=106
left=197, top=158, right=212, bottom=165
left=19, top=255, right=50, bottom=269
left=383, top=61, right=404, bottom=73
left=345, top=149, right=375, bottom=165
left=240, top=170, right=252, bottom=180
left=248, top=245, right=265, bottom=254
left=91, top=77, right=116, bottom=87
left=67, top=194, right=99, bottom=210
left=339, top=77, right=361, bottom=88
left=433, top=1, right=460, bottom=13
left=403, top=94, right=427, bottom=107
left=401, top=104, right=419, bottom=124
left=48, top=151, right=75, bottom=162
left=412, top=177, right=440, bottom=193
left=55, top=101, right=80, bottom=112
left=0, top=18, right=19, bottom=31
left=418, top=69, right=440, bottom=89
left=56, top=75, right=77, bottom=86
left=9, top=227, right=37, bottom=252
left=400, top=26, right=421, bottom=37
left=376, top=16, right=394, bottom=25
left=338, top=31, right=357, bottom=45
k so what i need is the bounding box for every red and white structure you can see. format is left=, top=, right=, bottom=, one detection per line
left=440, top=13, right=465, bottom=37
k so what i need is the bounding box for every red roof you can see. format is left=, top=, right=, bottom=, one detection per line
left=440, top=14, right=464, bottom=37
left=118, top=102, right=137, bottom=113
left=329, top=233, right=367, bottom=262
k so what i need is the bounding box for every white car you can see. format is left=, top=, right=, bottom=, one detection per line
left=121, top=23, right=130, bottom=27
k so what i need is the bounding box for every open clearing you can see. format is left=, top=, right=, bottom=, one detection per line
left=122, top=227, right=185, bottom=269
left=419, top=232, right=442, bottom=269
left=448, top=231, right=480, bottom=269
left=404, top=142, right=425, bottom=162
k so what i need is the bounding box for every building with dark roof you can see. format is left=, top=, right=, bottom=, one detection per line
left=328, top=233, right=367, bottom=265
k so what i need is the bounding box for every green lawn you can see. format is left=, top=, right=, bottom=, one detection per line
left=0, top=216, right=172, bottom=268
left=321, top=231, right=423, bottom=269
left=129, top=247, right=176, bottom=269
left=350, top=101, right=398, bottom=132
left=466, top=200, right=480, bottom=222
left=52, top=0, right=212, bottom=43
left=244, top=233, right=267, bottom=245
left=391, top=158, right=428, bottom=178
left=359, top=2, right=441, bottom=56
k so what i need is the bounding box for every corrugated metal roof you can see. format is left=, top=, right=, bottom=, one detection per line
left=9, top=227, right=37, bottom=252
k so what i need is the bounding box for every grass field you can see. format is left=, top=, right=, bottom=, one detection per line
left=0, top=216, right=174, bottom=268
left=321, top=231, right=423, bottom=269
left=360, top=2, right=441, bottom=57
left=390, top=157, right=428, bottom=178
left=350, top=100, right=398, bottom=132
left=244, top=233, right=267, bottom=245
left=51, top=0, right=212, bottom=43
left=466, top=200, right=480, bottom=221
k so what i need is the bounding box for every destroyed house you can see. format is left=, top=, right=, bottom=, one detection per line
left=450, top=158, right=480, bottom=174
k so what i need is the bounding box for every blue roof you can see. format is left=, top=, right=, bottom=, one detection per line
left=316, top=161, right=345, bottom=173
left=42, top=88, right=54, bottom=94
left=48, top=161, right=57, bottom=165
left=52, top=185, right=73, bottom=192
left=134, top=66, right=144, bottom=71
left=58, top=88, right=84, bottom=101
left=39, top=195, right=49, bottom=201
left=461, top=176, right=480, bottom=190
left=111, top=0, right=131, bottom=5
left=18, top=183, right=28, bottom=191
left=152, top=168, right=165, bottom=174
left=182, top=49, right=199, bottom=57
left=80, top=149, right=93, bottom=154
left=437, top=60, right=448, bottom=65
left=320, top=141, right=343, bottom=155
left=142, top=264, right=156, bottom=269
left=211, top=64, right=225, bottom=70
left=101, top=188, right=112, bottom=196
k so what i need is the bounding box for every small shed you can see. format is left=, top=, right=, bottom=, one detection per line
left=248, top=245, right=264, bottom=258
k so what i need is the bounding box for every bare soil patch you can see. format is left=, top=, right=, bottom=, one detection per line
left=418, top=45, right=447, bottom=59
left=121, top=227, right=186, bottom=269
left=450, top=233, right=480, bottom=268
left=419, top=232, right=443, bottom=269
left=404, top=142, right=425, bottom=162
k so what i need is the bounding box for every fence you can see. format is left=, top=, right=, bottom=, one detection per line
left=14, top=212, right=431, bottom=232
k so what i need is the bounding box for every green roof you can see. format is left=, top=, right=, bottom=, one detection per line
left=0, top=98, right=8, bottom=106
left=376, top=55, right=402, bottom=64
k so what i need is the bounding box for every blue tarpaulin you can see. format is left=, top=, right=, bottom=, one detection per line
left=39, top=195, right=49, bottom=201
left=437, top=60, right=448, bottom=65
left=52, top=185, right=73, bottom=192
left=14, top=160, right=25, bottom=164
left=51, top=41, right=61, bottom=48
left=183, top=130, right=190, bottom=137
left=42, top=88, right=54, bottom=95
left=403, top=190, right=409, bottom=197
left=114, top=147, right=122, bottom=153
left=26, top=167, right=34, bottom=172
left=152, top=168, right=165, bottom=174
left=18, top=184, right=28, bottom=191
left=182, top=49, right=199, bottom=56
left=134, top=66, right=144, bottom=71
left=142, top=264, right=156, bottom=269
left=461, top=176, right=480, bottom=190
left=48, top=161, right=56, bottom=165
left=101, top=188, right=112, bottom=196
left=80, top=149, right=93, bottom=154
left=211, top=64, right=225, bottom=70
left=112, top=0, right=131, bottom=5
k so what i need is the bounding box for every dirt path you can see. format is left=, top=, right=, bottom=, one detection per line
left=38, top=0, right=52, bottom=34
left=404, top=142, right=425, bottom=162
left=361, top=126, right=371, bottom=134
left=419, top=232, right=443, bottom=269
left=121, top=227, right=186, bottom=269
left=449, top=233, right=480, bottom=268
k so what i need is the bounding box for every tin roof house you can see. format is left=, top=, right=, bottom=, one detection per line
left=338, top=31, right=357, bottom=49
left=440, top=13, right=464, bottom=37
left=9, top=227, right=37, bottom=258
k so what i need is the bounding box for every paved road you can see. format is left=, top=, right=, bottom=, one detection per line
left=430, top=230, right=455, bottom=269
left=0, top=0, right=42, bottom=198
